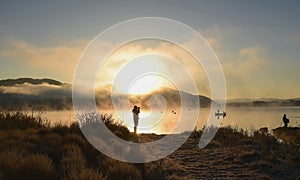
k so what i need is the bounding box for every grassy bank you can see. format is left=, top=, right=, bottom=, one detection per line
left=0, top=112, right=299, bottom=179
left=273, top=127, right=300, bottom=144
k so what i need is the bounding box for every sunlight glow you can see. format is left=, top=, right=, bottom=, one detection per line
left=111, top=55, right=173, bottom=95
left=129, top=75, right=162, bottom=95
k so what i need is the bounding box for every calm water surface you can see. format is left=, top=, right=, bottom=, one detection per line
left=44, top=106, right=300, bottom=134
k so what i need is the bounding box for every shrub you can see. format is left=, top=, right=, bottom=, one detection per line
left=63, top=133, right=86, bottom=147
left=77, top=112, right=130, bottom=140
left=16, top=154, right=57, bottom=179
left=51, top=123, right=70, bottom=136
left=105, top=159, right=142, bottom=180
left=0, top=150, right=22, bottom=179
left=60, top=144, right=86, bottom=179
left=37, top=132, right=63, bottom=164
left=272, top=127, right=300, bottom=144
left=0, top=150, right=56, bottom=179
left=0, top=112, right=49, bottom=130
left=75, top=169, right=106, bottom=180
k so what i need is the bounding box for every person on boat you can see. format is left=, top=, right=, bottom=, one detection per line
left=282, top=114, right=289, bottom=128
left=132, top=105, right=140, bottom=134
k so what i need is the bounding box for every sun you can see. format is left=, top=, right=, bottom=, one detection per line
left=129, top=75, right=162, bottom=95
left=108, top=54, right=171, bottom=95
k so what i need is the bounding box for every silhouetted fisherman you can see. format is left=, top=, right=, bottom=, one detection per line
left=282, top=114, right=289, bottom=127
left=132, top=105, right=140, bottom=134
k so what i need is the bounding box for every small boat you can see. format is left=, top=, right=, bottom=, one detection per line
left=215, top=110, right=226, bottom=119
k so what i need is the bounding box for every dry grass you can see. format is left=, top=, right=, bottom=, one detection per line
left=0, top=112, right=50, bottom=129
left=273, top=127, right=300, bottom=144
left=0, top=150, right=56, bottom=179
left=0, top=112, right=299, bottom=179
left=60, top=144, right=86, bottom=179
left=103, top=158, right=142, bottom=180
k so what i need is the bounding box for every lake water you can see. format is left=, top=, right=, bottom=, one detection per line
left=43, top=106, right=300, bottom=134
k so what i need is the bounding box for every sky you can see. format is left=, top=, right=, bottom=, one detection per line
left=0, top=0, right=299, bottom=99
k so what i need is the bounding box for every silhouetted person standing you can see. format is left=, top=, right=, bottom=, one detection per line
left=282, top=114, right=289, bottom=127
left=132, top=105, right=140, bottom=134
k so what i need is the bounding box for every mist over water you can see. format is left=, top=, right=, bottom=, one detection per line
left=222, top=106, right=300, bottom=131
left=44, top=106, right=300, bottom=134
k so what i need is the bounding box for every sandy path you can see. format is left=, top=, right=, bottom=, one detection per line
left=168, top=139, right=257, bottom=179
left=135, top=133, right=297, bottom=179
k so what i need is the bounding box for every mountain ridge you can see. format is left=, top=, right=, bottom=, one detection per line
left=0, top=78, right=63, bottom=86
left=0, top=78, right=212, bottom=110
left=0, top=78, right=299, bottom=110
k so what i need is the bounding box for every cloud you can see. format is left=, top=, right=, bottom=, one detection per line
left=0, top=29, right=272, bottom=99
left=225, top=46, right=269, bottom=75
left=199, top=25, right=270, bottom=74
left=0, top=39, right=87, bottom=81
left=197, top=25, right=276, bottom=98
left=199, top=24, right=242, bottom=50
left=0, top=36, right=222, bottom=98
left=0, top=83, right=70, bottom=96
left=98, top=36, right=270, bottom=99
left=96, top=40, right=211, bottom=97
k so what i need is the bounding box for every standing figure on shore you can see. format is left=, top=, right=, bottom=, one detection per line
left=132, top=105, right=140, bottom=134
left=282, top=114, right=290, bottom=128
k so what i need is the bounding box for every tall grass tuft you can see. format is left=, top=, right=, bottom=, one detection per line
left=77, top=112, right=130, bottom=140
left=60, top=144, right=86, bottom=179
left=101, top=158, right=142, bottom=180
left=0, top=150, right=57, bottom=179
left=0, top=112, right=50, bottom=130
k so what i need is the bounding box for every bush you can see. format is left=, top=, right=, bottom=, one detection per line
left=0, top=112, right=49, bottom=130
left=77, top=112, right=130, bottom=140
left=0, top=150, right=22, bottom=179
left=273, top=127, right=300, bottom=144
left=37, top=132, right=63, bottom=164
left=60, top=144, right=86, bottom=179
left=75, top=169, right=106, bottom=180
left=103, top=158, right=142, bottom=180
left=16, top=154, right=57, bottom=179
left=0, top=150, right=57, bottom=179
